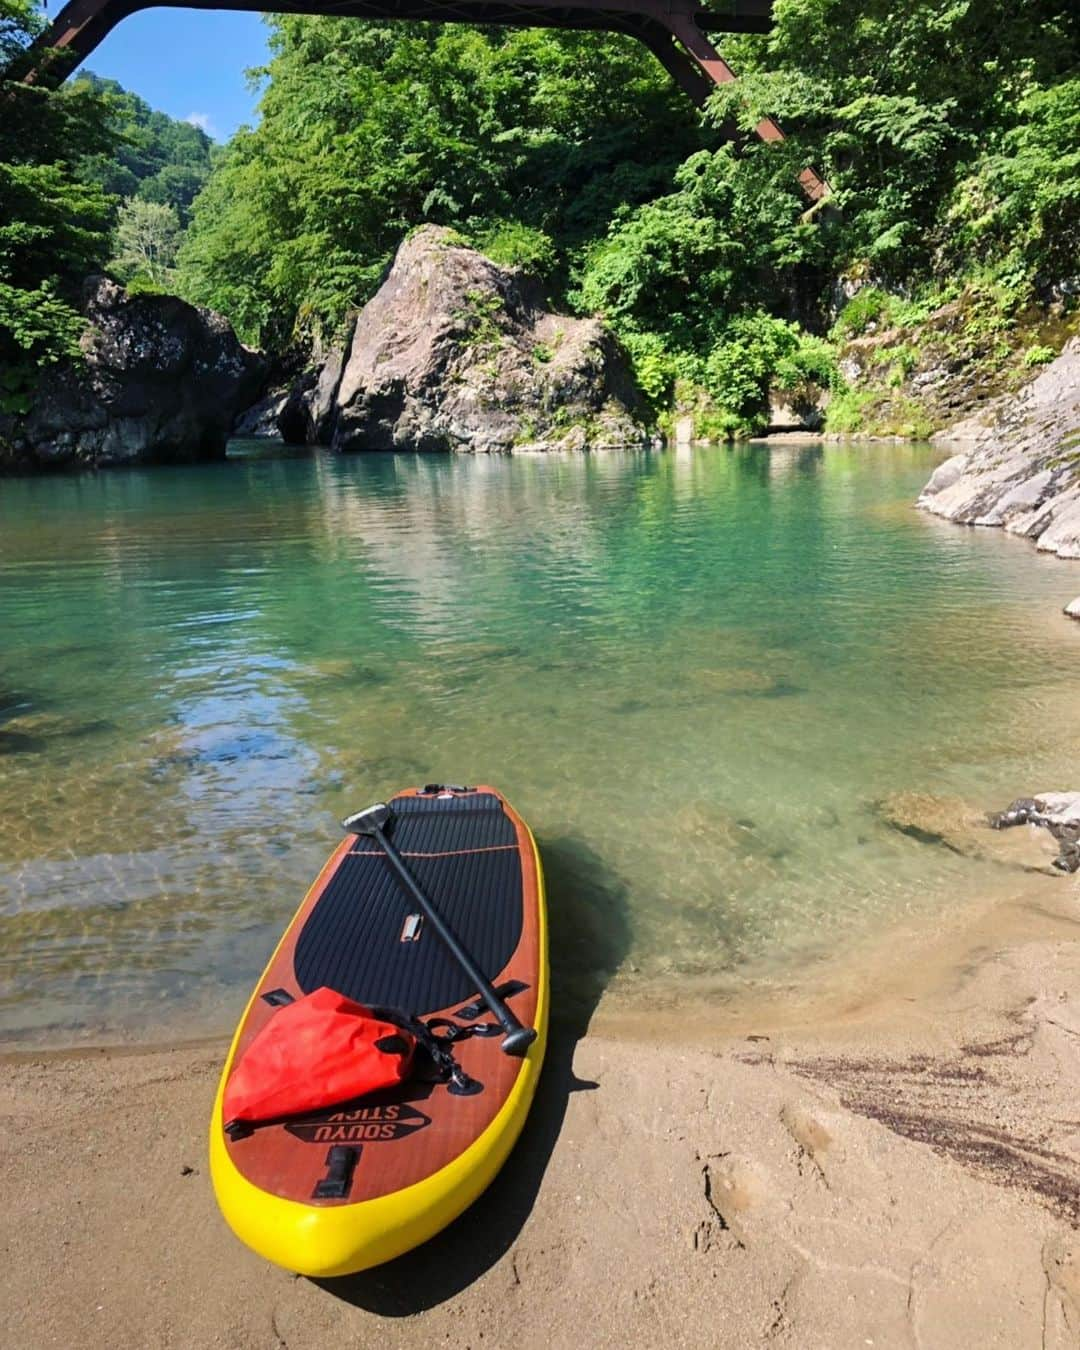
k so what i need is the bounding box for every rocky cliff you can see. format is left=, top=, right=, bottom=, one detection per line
left=259, top=227, right=651, bottom=453
left=918, top=338, right=1080, bottom=575
left=1, top=278, right=266, bottom=471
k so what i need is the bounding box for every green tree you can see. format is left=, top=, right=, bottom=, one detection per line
left=109, top=198, right=182, bottom=287
left=711, top=0, right=1080, bottom=285
left=946, top=77, right=1080, bottom=288
left=575, top=0, right=1080, bottom=417
left=10, top=0, right=1066, bottom=436
left=176, top=21, right=702, bottom=346
left=0, top=0, right=117, bottom=408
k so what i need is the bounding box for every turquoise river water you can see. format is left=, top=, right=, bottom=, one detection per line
left=2, top=441, right=1079, bottom=1044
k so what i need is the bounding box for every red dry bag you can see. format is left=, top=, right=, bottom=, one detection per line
left=223, top=986, right=416, bottom=1126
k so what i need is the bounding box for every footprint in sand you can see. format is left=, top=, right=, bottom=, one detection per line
left=1043, top=1234, right=1080, bottom=1327
left=700, top=1154, right=771, bottom=1248
left=780, top=1103, right=837, bottom=1185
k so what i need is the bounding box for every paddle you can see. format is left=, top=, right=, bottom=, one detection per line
left=341, top=802, right=538, bottom=1058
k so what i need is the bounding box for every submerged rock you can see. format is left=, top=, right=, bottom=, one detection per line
left=877, top=791, right=1062, bottom=873
left=918, top=338, right=1080, bottom=559
left=879, top=792, right=987, bottom=854
left=672, top=800, right=760, bottom=855
left=669, top=800, right=785, bottom=890
left=291, top=226, right=651, bottom=453
left=1, top=278, right=266, bottom=471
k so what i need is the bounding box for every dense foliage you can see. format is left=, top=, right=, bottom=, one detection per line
left=4, top=0, right=1078, bottom=432
left=72, top=72, right=213, bottom=287
left=172, top=1, right=1078, bottom=431
left=0, top=20, right=216, bottom=406
left=175, top=23, right=702, bottom=350
left=712, top=0, right=1079, bottom=288
left=0, top=0, right=117, bottom=406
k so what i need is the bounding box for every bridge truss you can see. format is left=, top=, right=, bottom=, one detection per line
left=30, top=0, right=826, bottom=199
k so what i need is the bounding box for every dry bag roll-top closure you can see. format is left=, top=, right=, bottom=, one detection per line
left=223, top=987, right=416, bottom=1133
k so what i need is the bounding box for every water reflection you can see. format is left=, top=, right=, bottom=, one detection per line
left=1, top=442, right=1078, bottom=1043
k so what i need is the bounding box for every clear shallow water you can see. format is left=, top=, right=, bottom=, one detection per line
left=2, top=441, right=1079, bottom=1044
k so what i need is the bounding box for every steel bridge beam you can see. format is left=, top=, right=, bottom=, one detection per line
left=23, top=0, right=827, bottom=200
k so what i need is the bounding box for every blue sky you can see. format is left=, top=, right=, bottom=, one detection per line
left=72, top=8, right=269, bottom=140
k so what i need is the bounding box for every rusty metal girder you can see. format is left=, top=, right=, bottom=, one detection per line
left=26, top=0, right=827, bottom=200
left=35, top=0, right=771, bottom=60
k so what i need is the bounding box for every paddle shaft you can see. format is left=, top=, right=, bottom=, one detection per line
left=370, top=823, right=537, bottom=1057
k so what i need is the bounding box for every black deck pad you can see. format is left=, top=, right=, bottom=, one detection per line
left=293, top=793, right=524, bottom=1015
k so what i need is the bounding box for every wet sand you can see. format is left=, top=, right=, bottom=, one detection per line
left=3, top=874, right=1080, bottom=1350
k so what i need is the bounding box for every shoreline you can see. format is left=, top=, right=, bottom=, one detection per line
left=4, top=901, right=1080, bottom=1347
left=5, top=851, right=1074, bottom=1060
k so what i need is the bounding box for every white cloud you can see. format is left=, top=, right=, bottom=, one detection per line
left=184, top=112, right=218, bottom=139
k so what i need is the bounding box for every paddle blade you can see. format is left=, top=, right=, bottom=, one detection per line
left=342, top=802, right=392, bottom=836
left=500, top=1025, right=537, bottom=1057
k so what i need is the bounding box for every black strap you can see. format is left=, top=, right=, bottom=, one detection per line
left=369, top=1006, right=485, bottom=1096
left=454, top=980, right=529, bottom=1021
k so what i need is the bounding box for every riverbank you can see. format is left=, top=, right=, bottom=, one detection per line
left=4, top=878, right=1080, bottom=1349
left=918, top=337, right=1080, bottom=566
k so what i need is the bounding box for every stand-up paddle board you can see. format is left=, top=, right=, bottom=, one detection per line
left=210, top=784, right=547, bottom=1276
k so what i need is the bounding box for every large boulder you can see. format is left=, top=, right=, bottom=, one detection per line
left=326, top=226, right=650, bottom=453
left=918, top=338, right=1080, bottom=559
left=1, top=277, right=266, bottom=471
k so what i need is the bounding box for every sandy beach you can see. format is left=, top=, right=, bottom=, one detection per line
left=4, top=868, right=1080, bottom=1350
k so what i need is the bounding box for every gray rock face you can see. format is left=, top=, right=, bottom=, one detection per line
left=918, top=338, right=1080, bottom=559
left=233, top=387, right=290, bottom=438
left=274, top=338, right=350, bottom=446
left=308, top=344, right=348, bottom=444
left=989, top=793, right=1080, bottom=873
left=1, top=277, right=266, bottom=471
left=767, top=387, right=828, bottom=433
left=328, top=226, right=649, bottom=453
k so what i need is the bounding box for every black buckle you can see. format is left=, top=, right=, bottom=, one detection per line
left=426, top=1017, right=465, bottom=1043
left=469, top=1022, right=502, bottom=1038
left=447, top=1069, right=483, bottom=1096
